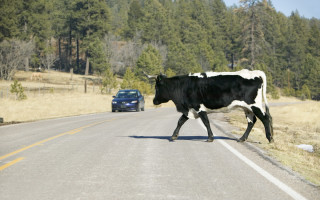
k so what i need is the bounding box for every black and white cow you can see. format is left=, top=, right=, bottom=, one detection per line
left=148, top=69, right=274, bottom=143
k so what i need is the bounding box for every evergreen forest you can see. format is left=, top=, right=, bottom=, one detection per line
left=1, top=0, right=319, bottom=99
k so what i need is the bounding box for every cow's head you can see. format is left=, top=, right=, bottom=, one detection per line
left=144, top=72, right=171, bottom=105
left=153, top=74, right=170, bottom=105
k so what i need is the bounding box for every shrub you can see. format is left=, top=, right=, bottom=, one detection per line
left=300, top=84, right=311, bottom=100
left=101, top=68, right=117, bottom=94
left=282, top=87, right=295, bottom=97
left=121, top=68, right=154, bottom=95
left=271, top=88, right=280, bottom=99
left=10, top=80, right=27, bottom=100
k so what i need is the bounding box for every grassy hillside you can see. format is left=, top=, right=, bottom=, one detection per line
left=0, top=70, right=164, bottom=123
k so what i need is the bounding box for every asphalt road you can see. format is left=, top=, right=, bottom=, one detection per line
left=0, top=108, right=319, bottom=200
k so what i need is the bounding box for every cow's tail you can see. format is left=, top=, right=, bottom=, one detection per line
left=260, top=71, right=269, bottom=114
left=259, top=71, right=273, bottom=135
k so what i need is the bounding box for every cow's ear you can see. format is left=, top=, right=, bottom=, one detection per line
left=158, top=74, right=167, bottom=81
left=157, top=75, right=165, bottom=85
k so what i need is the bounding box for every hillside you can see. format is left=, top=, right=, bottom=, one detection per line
left=1, top=0, right=319, bottom=100
left=0, top=70, right=160, bottom=123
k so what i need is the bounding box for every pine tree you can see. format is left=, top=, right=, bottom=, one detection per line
left=286, top=11, right=309, bottom=90
left=307, top=19, right=320, bottom=58
left=10, top=80, right=27, bottom=100
left=167, top=41, right=202, bottom=75
left=140, top=0, right=169, bottom=44
left=302, top=54, right=320, bottom=98
left=0, top=0, right=22, bottom=41
left=136, top=44, right=164, bottom=79
left=121, top=68, right=137, bottom=89
left=237, top=0, right=268, bottom=69
left=101, top=67, right=117, bottom=94
left=18, top=0, right=53, bottom=69
left=71, top=0, right=111, bottom=75
left=87, top=36, right=108, bottom=74
left=125, top=0, right=144, bottom=39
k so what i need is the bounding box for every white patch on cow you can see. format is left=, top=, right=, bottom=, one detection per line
left=189, top=69, right=264, bottom=80
left=187, top=109, right=199, bottom=119
left=187, top=104, right=210, bottom=119
left=254, top=87, right=265, bottom=113
left=189, top=72, right=204, bottom=78
left=199, top=104, right=208, bottom=113
left=227, top=100, right=251, bottom=111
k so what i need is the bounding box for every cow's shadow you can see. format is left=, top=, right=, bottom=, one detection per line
left=129, top=135, right=237, bottom=142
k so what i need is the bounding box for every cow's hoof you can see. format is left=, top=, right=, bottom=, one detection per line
left=170, top=136, right=178, bottom=141
left=269, top=138, right=274, bottom=143
left=207, top=138, right=214, bottom=142
left=237, top=138, right=246, bottom=142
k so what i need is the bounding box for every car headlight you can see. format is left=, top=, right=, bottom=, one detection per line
left=112, top=101, right=117, bottom=104
left=131, top=100, right=138, bottom=103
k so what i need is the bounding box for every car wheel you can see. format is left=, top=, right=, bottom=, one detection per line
left=141, top=107, right=145, bottom=111
left=112, top=110, right=115, bottom=112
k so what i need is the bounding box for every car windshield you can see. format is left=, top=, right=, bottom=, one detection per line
left=116, top=91, right=138, bottom=98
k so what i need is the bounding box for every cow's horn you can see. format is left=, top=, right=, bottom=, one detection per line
left=143, top=71, right=157, bottom=79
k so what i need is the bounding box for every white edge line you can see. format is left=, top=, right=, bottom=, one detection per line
left=196, top=119, right=308, bottom=200
left=218, top=139, right=307, bottom=200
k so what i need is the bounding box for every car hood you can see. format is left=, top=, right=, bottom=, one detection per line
left=112, top=97, right=138, bottom=102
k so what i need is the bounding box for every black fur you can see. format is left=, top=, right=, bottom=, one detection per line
left=153, top=73, right=273, bottom=143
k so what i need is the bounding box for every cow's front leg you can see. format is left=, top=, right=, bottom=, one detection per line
left=238, top=110, right=257, bottom=142
left=171, top=114, right=189, bottom=141
left=198, top=111, right=214, bottom=142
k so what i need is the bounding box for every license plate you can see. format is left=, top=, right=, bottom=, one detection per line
left=121, top=105, right=126, bottom=108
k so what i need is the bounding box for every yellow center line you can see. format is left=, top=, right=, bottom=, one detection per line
left=0, top=157, right=25, bottom=171
left=0, top=118, right=117, bottom=160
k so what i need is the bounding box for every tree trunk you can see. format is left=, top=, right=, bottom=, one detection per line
left=68, top=23, right=72, bottom=72
left=231, top=53, right=234, bottom=70
left=84, top=55, right=89, bottom=93
left=84, top=80, right=87, bottom=93
left=25, top=57, right=29, bottom=71
left=70, top=68, right=73, bottom=81
left=85, top=55, right=89, bottom=76
left=58, top=37, right=62, bottom=71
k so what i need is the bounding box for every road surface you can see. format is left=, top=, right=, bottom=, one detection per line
left=0, top=108, right=319, bottom=200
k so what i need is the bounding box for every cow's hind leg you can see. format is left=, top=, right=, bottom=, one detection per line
left=238, top=110, right=256, bottom=142
left=198, top=111, right=214, bottom=142
left=171, top=114, right=189, bottom=141
left=251, top=106, right=274, bottom=143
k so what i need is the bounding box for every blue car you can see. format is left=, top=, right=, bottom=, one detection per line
left=112, top=89, right=145, bottom=112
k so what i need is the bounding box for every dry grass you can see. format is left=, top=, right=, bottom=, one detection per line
left=0, top=70, right=102, bottom=96
left=226, top=99, right=320, bottom=186
left=0, top=92, right=163, bottom=122
left=0, top=70, right=169, bottom=123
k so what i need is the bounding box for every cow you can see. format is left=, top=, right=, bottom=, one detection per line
left=147, top=69, right=274, bottom=143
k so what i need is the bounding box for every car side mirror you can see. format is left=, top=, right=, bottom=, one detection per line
left=112, top=96, right=116, bottom=98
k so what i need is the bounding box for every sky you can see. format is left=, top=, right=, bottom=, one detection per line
left=223, top=0, right=320, bottom=19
